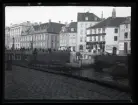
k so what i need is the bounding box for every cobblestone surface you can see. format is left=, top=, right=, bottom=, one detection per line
left=4, top=65, right=131, bottom=100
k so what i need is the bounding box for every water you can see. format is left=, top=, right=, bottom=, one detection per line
left=70, top=68, right=113, bottom=82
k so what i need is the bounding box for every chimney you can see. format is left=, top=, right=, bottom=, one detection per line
left=34, top=22, right=38, bottom=25
left=59, top=21, right=61, bottom=23
left=65, top=22, right=68, bottom=25
left=112, top=8, right=116, bottom=18
left=71, top=20, right=73, bottom=22
left=49, top=19, right=51, bottom=23
left=101, top=11, right=103, bottom=20
left=39, top=22, right=42, bottom=25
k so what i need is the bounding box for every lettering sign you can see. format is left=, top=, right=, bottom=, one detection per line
left=119, top=43, right=124, bottom=50
left=106, top=45, right=114, bottom=50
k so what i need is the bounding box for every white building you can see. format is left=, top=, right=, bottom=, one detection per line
left=86, top=8, right=127, bottom=54
left=59, top=22, right=77, bottom=51
left=21, top=21, right=64, bottom=50
left=76, top=12, right=101, bottom=52
left=5, top=27, right=10, bottom=49
left=118, top=16, right=131, bottom=55
left=8, top=21, right=32, bottom=49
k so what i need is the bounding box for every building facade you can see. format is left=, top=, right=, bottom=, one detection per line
left=59, top=22, right=77, bottom=51
left=76, top=12, right=101, bottom=52
left=5, top=27, right=10, bottom=49
left=118, top=16, right=131, bottom=55
left=21, top=21, right=64, bottom=50
left=86, top=9, right=127, bottom=54
left=8, top=21, right=32, bottom=49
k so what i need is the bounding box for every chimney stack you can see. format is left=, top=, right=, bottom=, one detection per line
left=101, top=11, right=103, bottom=20
left=65, top=22, right=68, bottom=25
left=49, top=19, right=51, bottom=23
left=112, top=8, right=116, bottom=18
left=71, top=20, right=73, bottom=22
left=59, top=21, right=61, bottom=23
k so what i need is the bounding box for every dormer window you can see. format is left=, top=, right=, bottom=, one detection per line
left=71, top=28, right=74, bottom=32
left=94, top=17, right=97, bottom=21
left=85, top=17, right=88, bottom=21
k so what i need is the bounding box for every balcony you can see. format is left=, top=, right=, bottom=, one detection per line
left=86, top=41, right=105, bottom=45
left=87, top=33, right=106, bottom=36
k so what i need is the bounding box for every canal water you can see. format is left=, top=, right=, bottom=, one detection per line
left=70, top=68, right=114, bottom=82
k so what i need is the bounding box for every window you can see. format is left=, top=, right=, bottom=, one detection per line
left=90, top=36, right=92, bottom=41
left=85, top=23, right=87, bottom=26
left=94, top=29, right=96, bottom=34
left=85, top=17, right=88, bottom=20
left=102, top=36, right=105, bottom=41
left=98, top=36, right=100, bottom=41
left=81, top=23, right=83, bottom=27
left=90, top=29, right=92, bottom=34
left=80, top=30, right=83, bottom=35
left=114, top=28, right=118, bottom=33
left=126, top=24, right=128, bottom=28
left=80, top=37, right=83, bottom=42
left=114, top=36, right=118, bottom=41
left=94, top=17, right=97, bottom=21
left=79, top=45, right=83, bottom=50
left=71, top=28, right=74, bottom=32
left=124, top=32, right=128, bottom=38
left=98, top=28, right=101, bottom=33
left=94, top=36, right=96, bottom=41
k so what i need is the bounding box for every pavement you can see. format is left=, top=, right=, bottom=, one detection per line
left=4, top=65, right=131, bottom=100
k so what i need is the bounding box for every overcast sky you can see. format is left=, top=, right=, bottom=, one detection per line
left=5, top=6, right=131, bottom=26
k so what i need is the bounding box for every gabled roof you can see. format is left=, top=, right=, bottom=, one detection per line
left=121, top=16, right=131, bottom=24
left=33, top=22, right=65, bottom=34
left=60, top=22, right=77, bottom=33
left=77, top=12, right=101, bottom=22
left=87, top=17, right=126, bottom=29
left=47, top=22, right=65, bottom=34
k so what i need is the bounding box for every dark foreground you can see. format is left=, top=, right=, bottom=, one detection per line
left=5, top=65, right=130, bottom=100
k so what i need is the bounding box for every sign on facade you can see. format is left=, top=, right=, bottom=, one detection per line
left=105, top=45, right=114, bottom=50
left=119, top=42, right=124, bottom=50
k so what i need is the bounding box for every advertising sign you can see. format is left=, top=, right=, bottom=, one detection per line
left=105, top=45, right=114, bottom=50
left=119, top=42, right=124, bottom=50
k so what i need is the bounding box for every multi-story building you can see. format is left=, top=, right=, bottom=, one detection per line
left=21, top=20, right=65, bottom=50
left=86, top=8, right=126, bottom=54
left=59, top=21, right=77, bottom=51
left=5, top=27, right=10, bottom=49
left=8, top=21, right=32, bottom=49
left=76, top=12, right=101, bottom=52
left=118, top=16, right=131, bottom=55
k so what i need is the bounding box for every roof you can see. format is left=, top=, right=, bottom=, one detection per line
left=77, top=12, right=101, bottom=22
left=66, top=22, right=77, bottom=33
left=121, top=16, right=131, bottom=24
left=87, top=17, right=126, bottom=29
left=33, top=22, right=65, bottom=34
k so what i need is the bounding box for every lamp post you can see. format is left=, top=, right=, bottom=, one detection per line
left=12, top=37, right=15, bottom=50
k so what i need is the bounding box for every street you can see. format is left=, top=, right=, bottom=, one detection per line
left=5, top=65, right=130, bottom=100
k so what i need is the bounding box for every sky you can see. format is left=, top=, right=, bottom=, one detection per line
left=5, top=6, right=131, bottom=26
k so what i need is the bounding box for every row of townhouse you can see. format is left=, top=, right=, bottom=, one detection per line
left=21, top=20, right=64, bottom=50
left=118, top=16, right=131, bottom=55
left=86, top=11, right=131, bottom=55
left=5, top=20, right=65, bottom=50
left=59, top=11, right=103, bottom=52
left=5, top=21, right=32, bottom=49
left=59, top=21, right=77, bottom=51
left=5, top=8, right=131, bottom=55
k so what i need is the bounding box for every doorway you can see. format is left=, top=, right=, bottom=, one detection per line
left=124, top=42, right=128, bottom=54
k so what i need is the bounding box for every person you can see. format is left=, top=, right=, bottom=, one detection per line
left=6, top=53, right=12, bottom=71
